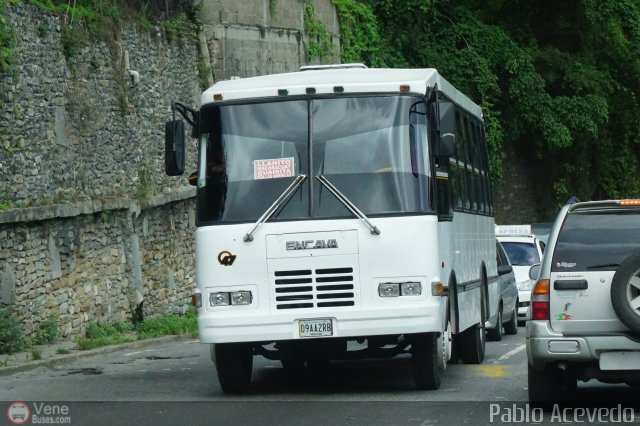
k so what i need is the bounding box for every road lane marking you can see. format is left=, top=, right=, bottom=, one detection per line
left=124, top=349, right=152, bottom=356
left=494, top=344, right=526, bottom=363
left=470, top=365, right=511, bottom=377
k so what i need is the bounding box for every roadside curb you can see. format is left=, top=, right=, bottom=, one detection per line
left=0, top=334, right=195, bottom=377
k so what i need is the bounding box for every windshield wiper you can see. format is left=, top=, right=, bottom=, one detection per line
left=316, top=174, right=381, bottom=235
left=243, top=174, right=307, bottom=242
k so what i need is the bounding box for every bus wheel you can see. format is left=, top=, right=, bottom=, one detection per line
left=281, top=358, right=306, bottom=375
left=458, top=323, right=485, bottom=364
left=411, top=332, right=445, bottom=390
left=215, top=343, right=253, bottom=393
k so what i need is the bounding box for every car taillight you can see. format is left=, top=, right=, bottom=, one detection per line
left=531, top=279, right=550, bottom=320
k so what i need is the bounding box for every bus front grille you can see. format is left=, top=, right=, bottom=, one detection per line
left=273, top=267, right=355, bottom=310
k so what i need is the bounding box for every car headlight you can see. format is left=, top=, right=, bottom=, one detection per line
left=519, top=280, right=535, bottom=291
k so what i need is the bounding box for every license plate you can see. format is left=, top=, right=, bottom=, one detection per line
left=600, top=351, right=640, bottom=370
left=298, top=318, right=333, bottom=338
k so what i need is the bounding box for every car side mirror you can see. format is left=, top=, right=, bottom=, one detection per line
left=498, top=264, right=513, bottom=276
left=529, top=264, right=541, bottom=281
left=165, top=120, right=185, bottom=176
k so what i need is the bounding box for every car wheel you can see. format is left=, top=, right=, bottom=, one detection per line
left=528, top=364, right=560, bottom=406
left=215, top=343, right=253, bottom=393
left=528, top=364, right=574, bottom=408
left=504, top=301, right=518, bottom=335
left=611, top=252, right=640, bottom=333
left=487, top=304, right=503, bottom=341
left=411, top=332, right=444, bottom=390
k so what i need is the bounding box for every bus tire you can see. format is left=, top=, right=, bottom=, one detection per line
left=411, top=332, right=445, bottom=390
left=281, top=358, right=306, bottom=375
left=458, top=323, right=485, bottom=364
left=215, top=343, right=253, bottom=393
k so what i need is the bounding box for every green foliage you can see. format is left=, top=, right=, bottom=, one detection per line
left=76, top=312, right=196, bottom=350
left=136, top=313, right=197, bottom=339
left=350, top=0, right=640, bottom=210
left=0, top=0, right=16, bottom=74
left=331, top=0, right=381, bottom=65
left=269, top=0, right=277, bottom=17
left=76, top=321, right=135, bottom=350
left=56, top=347, right=71, bottom=354
left=0, top=309, right=27, bottom=355
left=30, top=348, right=42, bottom=360
left=303, top=2, right=336, bottom=63
left=196, top=58, right=211, bottom=90
left=33, top=316, right=60, bottom=345
left=61, top=24, right=86, bottom=59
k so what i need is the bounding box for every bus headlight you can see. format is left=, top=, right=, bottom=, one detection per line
left=230, top=291, right=252, bottom=305
left=210, top=291, right=253, bottom=307
left=378, top=283, right=400, bottom=297
left=400, top=282, right=422, bottom=296
left=210, top=292, right=230, bottom=306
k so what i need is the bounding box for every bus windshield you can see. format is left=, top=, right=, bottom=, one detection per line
left=196, top=95, right=433, bottom=224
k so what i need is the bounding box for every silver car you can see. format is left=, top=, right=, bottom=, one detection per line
left=486, top=240, right=519, bottom=341
left=526, top=199, right=640, bottom=403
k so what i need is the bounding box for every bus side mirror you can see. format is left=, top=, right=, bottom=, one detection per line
left=165, top=120, right=185, bottom=176
left=438, top=133, right=455, bottom=158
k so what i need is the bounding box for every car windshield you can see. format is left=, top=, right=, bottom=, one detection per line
left=501, top=241, right=540, bottom=266
left=195, top=95, right=433, bottom=224
left=551, top=210, right=640, bottom=272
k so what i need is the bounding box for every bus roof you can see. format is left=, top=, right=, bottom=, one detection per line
left=201, top=67, right=483, bottom=119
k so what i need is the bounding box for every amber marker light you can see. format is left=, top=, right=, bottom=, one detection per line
left=531, top=279, right=550, bottom=321
left=620, top=199, right=640, bottom=206
left=399, top=85, right=411, bottom=92
left=213, top=93, right=223, bottom=101
left=192, top=293, right=202, bottom=308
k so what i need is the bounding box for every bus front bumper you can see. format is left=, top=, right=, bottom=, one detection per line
left=198, top=304, right=443, bottom=344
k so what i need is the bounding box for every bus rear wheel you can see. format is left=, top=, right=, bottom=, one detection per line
left=215, top=343, right=253, bottom=393
left=411, top=332, right=445, bottom=390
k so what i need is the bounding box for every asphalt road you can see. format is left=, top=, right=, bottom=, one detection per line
left=1, top=330, right=638, bottom=425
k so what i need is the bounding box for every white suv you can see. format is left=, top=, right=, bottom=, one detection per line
left=496, top=225, right=545, bottom=324
left=526, top=199, right=640, bottom=403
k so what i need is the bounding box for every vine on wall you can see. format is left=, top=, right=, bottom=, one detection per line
left=0, top=0, right=17, bottom=74
left=303, top=2, right=336, bottom=63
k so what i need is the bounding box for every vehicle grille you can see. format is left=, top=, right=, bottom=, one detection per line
left=273, top=267, right=355, bottom=310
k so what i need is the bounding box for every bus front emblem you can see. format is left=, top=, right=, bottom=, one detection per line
left=286, top=239, right=338, bottom=250
left=218, top=251, right=237, bottom=266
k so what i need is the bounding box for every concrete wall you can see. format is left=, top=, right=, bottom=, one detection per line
left=0, top=4, right=200, bottom=207
left=0, top=3, right=201, bottom=337
left=0, top=191, right=195, bottom=338
left=0, top=0, right=342, bottom=339
left=199, top=0, right=340, bottom=81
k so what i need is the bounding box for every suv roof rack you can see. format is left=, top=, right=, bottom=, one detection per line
left=299, top=63, right=368, bottom=71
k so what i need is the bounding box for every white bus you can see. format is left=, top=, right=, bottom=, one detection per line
left=165, top=65, right=497, bottom=392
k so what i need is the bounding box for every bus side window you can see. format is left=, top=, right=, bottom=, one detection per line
left=436, top=174, right=453, bottom=220
left=454, top=111, right=470, bottom=210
